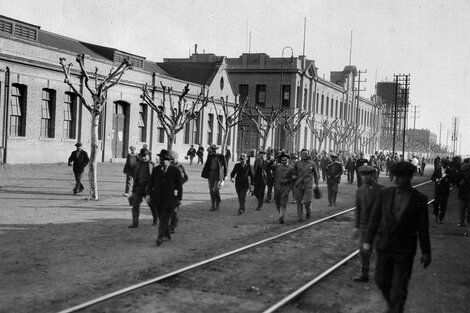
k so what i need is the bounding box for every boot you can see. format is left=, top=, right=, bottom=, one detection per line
left=305, top=204, right=311, bottom=219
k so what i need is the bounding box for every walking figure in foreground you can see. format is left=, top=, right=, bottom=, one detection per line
left=68, top=142, right=89, bottom=195
left=363, top=161, right=431, bottom=313
left=201, top=144, right=227, bottom=211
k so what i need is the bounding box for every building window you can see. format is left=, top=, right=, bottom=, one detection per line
left=63, top=92, right=77, bottom=139
left=335, top=100, right=338, bottom=118
left=239, top=84, right=249, bottom=104
left=194, top=115, right=201, bottom=145
left=326, top=96, right=329, bottom=117
left=316, top=93, right=319, bottom=113
left=217, top=115, right=223, bottom=145
left=282, top=85, right=290, bottom=108
left=207, top=113, right=214, bottom=144
left=339, top=101, right=343, bottom=119
left=138, top=103, right=147, bottom=142
left=9, top=84, right=26, bottom=137
left=321, top=95, right=324, bottom=114
left=158, top=127, right=165, bottom=143
left=256, top=85, right=266, bottom=106
left=303, top=88, right=308, bottom=110
left=184, top=122, right=191, bottom=144
left=41, top=89, right=55, bottom=138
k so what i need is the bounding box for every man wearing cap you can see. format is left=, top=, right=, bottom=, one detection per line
left=363, top=161, right=431, bottom=313
left=186, top=145, right=197, bottom=165
left=355, top=152, right=369, bottom=187
left=147, top=149, right=182, bottom=246
left=128, top=148, right=156, bottom=228
left=272, top=152, right=295, bottom=224
left=68, top=142, right=90, bottom=195
left=230, top=154, right=252, bottom=215
left=122, top=146, right=138, bottom=196
left=352, top=164, right=383, bottom=283
left=253, top=150, right=269, bottom=210
left=201, top=144, right=227, bottom=211
left=325, top=153, right=344, bottom=206
left=293, top=149, right=320, bottom=221
left=430, top=159, right=452, bottom=224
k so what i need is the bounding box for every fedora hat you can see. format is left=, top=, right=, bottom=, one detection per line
left=157, top=149, right=172, bottom=160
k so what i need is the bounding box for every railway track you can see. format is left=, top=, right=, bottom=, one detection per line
left=57, top=178, right=435, bottom=313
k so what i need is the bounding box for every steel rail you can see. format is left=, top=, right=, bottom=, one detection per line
left=57, top=180, right=433, bottom=313
left=262, top=196, right=436, bottom=312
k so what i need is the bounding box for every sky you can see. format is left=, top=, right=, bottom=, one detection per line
left=1, top=0, right=469, bottom=155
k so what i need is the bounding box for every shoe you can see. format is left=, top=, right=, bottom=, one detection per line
left=256, top=206, right=261, bottom=211
left=156, top=238, right=163, bottom=246
left=353, top=274, right=369, bottom=282
left=128, top=224, right=138, bottom=228
left=279, top=217, right=284, bottom=224
left=169, top=227, right=175, bottom=234
left=238, top=209, right=243, bottom=215
left=215, top=202, right=220, bottom=210
left=209, top=206, right=216, bottom=211
left=73, top=189, right=77, bottom=195
left=122, top=193, right=129, bottom=197
left=306, top=212, right=311, bottom=219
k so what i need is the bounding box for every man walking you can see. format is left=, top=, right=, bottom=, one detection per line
left=253, top=150, right=268, bottom=210
left=230, top=154, right=252, bottom=215
left=68, top=142, right=89, bottom=195
left=147, top=149, right=182, bottom=246
left=169, top=150, right=188, bottom=234
left=122, top=146, right=137, bottom=196
left=293, top=149, right=319, bottom=221
left=186, top=145, right=196, bottom=165
left=430, top=159, right=452, bottom=224
left=355, top=152, right=369, bottom=187
left=272, top=153, right=295, bottom=224
left=128, top=148, right=156, bottom=228
left=363, top=161, right=431, bottom=313
left=201, top=144, right=227, bottom=211
left=352, top=165, right=383, bottom=282
left=325, top=153, right=343, bottom=206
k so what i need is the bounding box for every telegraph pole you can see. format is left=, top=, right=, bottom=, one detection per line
left=451, top=117, right=460, bottom=157
left=438, top=122, right=443, bottom=147
left=354, top=69, right=367, bottom=152
left=391, top=74, right=410, bottom=160
left=410, top=105, right=420, bottom=155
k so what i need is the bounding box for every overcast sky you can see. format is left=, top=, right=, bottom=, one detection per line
left=1, top=0, right=469, bottom=155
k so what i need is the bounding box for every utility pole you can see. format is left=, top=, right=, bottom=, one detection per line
left=438, top=122, right=443, bottom=147
left=451, top=117, right=460, bottom=157
left=354, top=69, right=367, bottom=152
left=410, top=105, right=420, bottom=155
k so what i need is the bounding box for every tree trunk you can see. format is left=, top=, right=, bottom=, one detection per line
left=261, top=125, right=272, bottom=151
left=221, top=130, right=230, bottom=154
left=167, top=133, right=175, bottom=150
left=88, top=112, right=100, bottom=200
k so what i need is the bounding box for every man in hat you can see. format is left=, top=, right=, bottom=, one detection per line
left=201, top=144, right=227, bottom=211
left=272, top=152, right=295, bottom=224
left=122, top=146, right=138, bottom=196
left=293, top=148, right=320, bottom=221
left=325, top=152, right=343, bottom=206
left=196, top=145, right=204, bottom=165
left=352, top=164, right=383, bottom=283
left=146, top=149, right=182, bottom=246
left=128, top=148, right=156, bottom=228
left=355, top=152, right=369, bottom=187
left=230, top=153, right=252, bottom=215
left=457, top=159, right=470, bottom=227
left=186, top=145, right=196, bottom=165
left=252, top=150, right=269, bottom=210
left=363, top=161, right=431, bottom=313
left=430, top=158, right=452, bottom=224
left=68, top=142, right=89, bottom=195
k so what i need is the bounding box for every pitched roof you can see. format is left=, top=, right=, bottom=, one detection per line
left=155, top=62, right=222, bottom=86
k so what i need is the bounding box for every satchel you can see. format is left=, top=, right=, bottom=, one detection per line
left=314, top=187, right=322, bottom=199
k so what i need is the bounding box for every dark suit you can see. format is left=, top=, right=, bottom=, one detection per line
left=355, top=181, right=383, bottom=276
left=230, top=162, right=252, bottom=212
left=147, top=165, right=182, bottom=240
left=201, top=153, right=227, bottom=209
left=430, top=166, right=452, bottom=222
left=68, top=149, right=89, bottom=193
left=365, top=186, right=431, bottom=313
left=253, top=159, right=268, bottom=209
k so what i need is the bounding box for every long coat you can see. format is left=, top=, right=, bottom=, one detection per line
left=146, top=165, right=182, bottom=209
left=365, top=186, right=431, bottom=256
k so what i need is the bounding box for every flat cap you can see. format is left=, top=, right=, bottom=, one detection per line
left=390, top=161, right=416, bottom=176
left=358, top=164, right=375, bottom=174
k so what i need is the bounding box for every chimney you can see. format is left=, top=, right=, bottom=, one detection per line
left=195, top=44, right=198, bottom=55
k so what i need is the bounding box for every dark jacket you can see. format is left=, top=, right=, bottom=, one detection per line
left=365, top=186, right=431, bottom=256
left=68, top=150, right=89, bottom=172
left=132, top=160, right=154, bottom=192
left=431, top=166, right=452, bottom=196
left=355, top=181, right=383, bottom=231
left=123, top=153, right=138, bottom=175
left=201, top=153, right=227, bottom=180
left=230, top=162, right=252, bottom=188
left=146, top=165, right=182, bottom=208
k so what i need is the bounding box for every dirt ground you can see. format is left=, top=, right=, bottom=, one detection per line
left=0, top=162, right=469, bottom=313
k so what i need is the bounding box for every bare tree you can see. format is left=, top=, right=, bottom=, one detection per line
left=306, top=116, right=338, bottom=152
left=243, top=104, right=284, bottom=150
left=59, top=54, right=132, bottom=200
left=212, top=96, right=247, bottom=152
left=329, top=120, right=350, bottom=151
left=277, top=109, right=309, bottom=152
left=140, top=82, right=210, bottom=150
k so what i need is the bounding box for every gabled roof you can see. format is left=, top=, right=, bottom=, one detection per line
left=156, top=61, right=222, bottom=86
